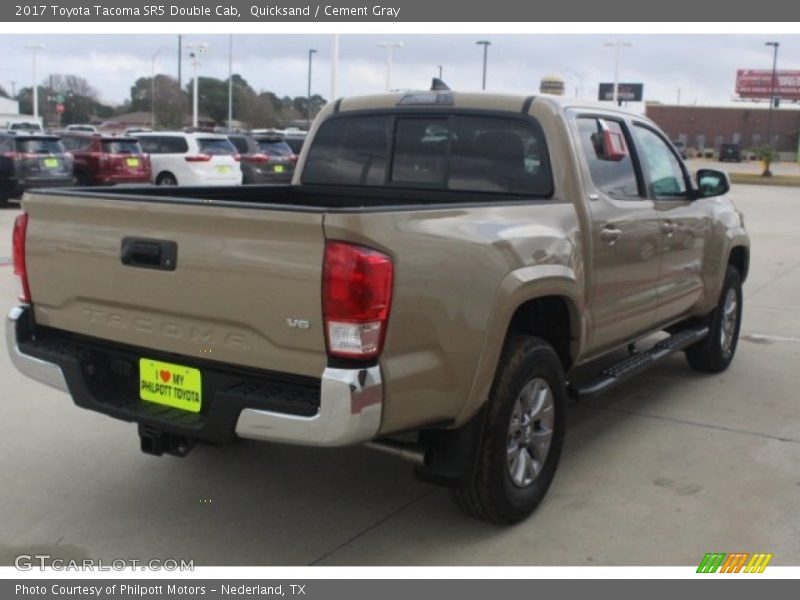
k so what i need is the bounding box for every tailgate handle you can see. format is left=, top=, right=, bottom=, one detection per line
left=121, top=238, right=177, bottom=271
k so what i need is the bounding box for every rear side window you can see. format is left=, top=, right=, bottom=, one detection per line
left=141, top=136, right=189, bottom=154
left=576, top=117, right=640, bottom=200
left=303, top=115, right=389, bottom=186
left=102, top=140, right=142, bottom=155
left=198, top=138, right=237, bottom=156
left=137, top=136, right=161, bottom=154
left=257, top=140, right=293, bottom=157
left=304, top=114, right=551, bottom=196
left=14, top=138, right=65, bottom=154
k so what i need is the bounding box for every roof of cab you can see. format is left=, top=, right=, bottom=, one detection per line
left=335, top=90, right=639, bottom=118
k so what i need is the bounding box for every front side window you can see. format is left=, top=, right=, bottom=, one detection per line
left=633, top=125, right=688, bottom=198
left=576, top=117, right=640, bottom=200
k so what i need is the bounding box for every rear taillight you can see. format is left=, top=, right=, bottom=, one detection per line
left=185, top=154, right=212, bottom=162
left=233, top=154, right=241, bottom=162
left=323, top=241, right=394, bottom=360
left=243, top=153, right=270, bottom=163
left=3, top=152, right=37, bottom=160
left=12, top=212, right=31, bottom=303
left=289, top=154, right=298, bottom=164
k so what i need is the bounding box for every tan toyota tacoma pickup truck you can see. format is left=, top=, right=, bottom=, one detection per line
left=8, top=88, right=749, bottom=523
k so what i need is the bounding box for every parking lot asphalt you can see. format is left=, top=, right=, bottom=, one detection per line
left=1, top=185, right=798, bottom=567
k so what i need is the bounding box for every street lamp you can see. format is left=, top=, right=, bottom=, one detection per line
left=25, top=43, right=44, bottom=120
left=604, top=41, right=632, bottom=105
left=476, top=40, right=491, bottom=90
left=307, top=48, right=317, bottom=128
left=765, top=41, right=780, bottom=156
left=377, top=41, right=404, bottom=92
left=185, top=43, right=209, bottom=129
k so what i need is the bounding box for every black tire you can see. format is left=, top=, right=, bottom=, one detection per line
left=685, top=265, right=743, bottom=373
left=156, top=172, right=177, bottom=186
left=451, top=335, right=567, bottom=524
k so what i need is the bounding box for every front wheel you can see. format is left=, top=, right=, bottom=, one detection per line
left=685, top=265, right=743, bottom=372
left=451, top=335, right=567, bottom=524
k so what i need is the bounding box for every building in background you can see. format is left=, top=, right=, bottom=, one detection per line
left=539, top=75, right=565, bottom=96
left=645, top=104, right=800, bottom=162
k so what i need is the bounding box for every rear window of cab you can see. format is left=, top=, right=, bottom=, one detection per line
left=302, top=113, right=552, bottom=197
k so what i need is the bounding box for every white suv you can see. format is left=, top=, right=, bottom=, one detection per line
left=135, top=132, right=242, bottom=186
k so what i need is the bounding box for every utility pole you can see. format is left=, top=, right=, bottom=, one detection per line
left=9, top=81, right=16, bottom=98
left=307, top=48, right=317, bottom=128
left=331, top=34, right=340, bottom=101
left=476, top=40, right=490, bottom=90
left=765, top=41, right=780, bottom=151
left=437, top=65, right=443, bottom=79
left=227, top=34, right=233, bottom=129
left=604, top=41, right=632, bottom=105
left=25, top=43, right=44, bottom=120
left=177, top=35, right=182, bottom=90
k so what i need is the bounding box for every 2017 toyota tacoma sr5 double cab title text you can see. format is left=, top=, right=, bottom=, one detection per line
left=8, top=88, right=749, bottom=523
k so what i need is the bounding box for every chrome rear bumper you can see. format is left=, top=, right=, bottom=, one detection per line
left=6, top=305, right=382, bottom=447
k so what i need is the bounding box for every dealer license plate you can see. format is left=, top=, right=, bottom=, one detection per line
left=139, top=358, right=202, bottom=413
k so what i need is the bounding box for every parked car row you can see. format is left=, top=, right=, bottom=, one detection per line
left=0, top=129, right=300, bottom=206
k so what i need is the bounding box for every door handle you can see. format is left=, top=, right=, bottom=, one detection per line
left=121, top=238, right=177, bottom=271
left=599, top=228, right=621, bottom=244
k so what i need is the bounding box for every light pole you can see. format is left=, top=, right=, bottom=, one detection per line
left=476, top=40, right=490, bottom=90
left=604, top=41, right=632, bottom=105
left=151, top=47, right=168, bottom=128
left=765, top=42, right=780, bottom=153
left=331, top=34, right=340, bottom=101
left=437, top=65, right=443, bottom=79
left=25, top=43, right=44, bottom=120
left=307, top=48, right=317, bottom=128
left=227, top=34, right=233, bottom=130
left=377, top=41, right=404, bottom=92
left=185, top=43, right=209, bottom=129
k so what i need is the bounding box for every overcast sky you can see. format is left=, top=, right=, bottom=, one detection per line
left=2, top=34, right=799, bottom=111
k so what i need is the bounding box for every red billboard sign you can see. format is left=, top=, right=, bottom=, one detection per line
left=736, top=69, right=800, bottom=100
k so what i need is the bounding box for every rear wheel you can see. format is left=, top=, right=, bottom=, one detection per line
left=685, top=265, right=743, bottom=372
left=451, top=335, right=567, bottom=524
left=156, top=172, right=177, bottom=186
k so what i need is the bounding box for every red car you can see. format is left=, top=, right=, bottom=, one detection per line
left=61, top=133, right=151, bottom=186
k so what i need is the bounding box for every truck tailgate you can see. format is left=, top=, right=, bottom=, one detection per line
left=23, top=193, right=327, bottom=378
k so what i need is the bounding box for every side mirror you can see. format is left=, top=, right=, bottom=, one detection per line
left=695, top=168, right=730, bottom=199
left=591, top=119, right=628, bottom=161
